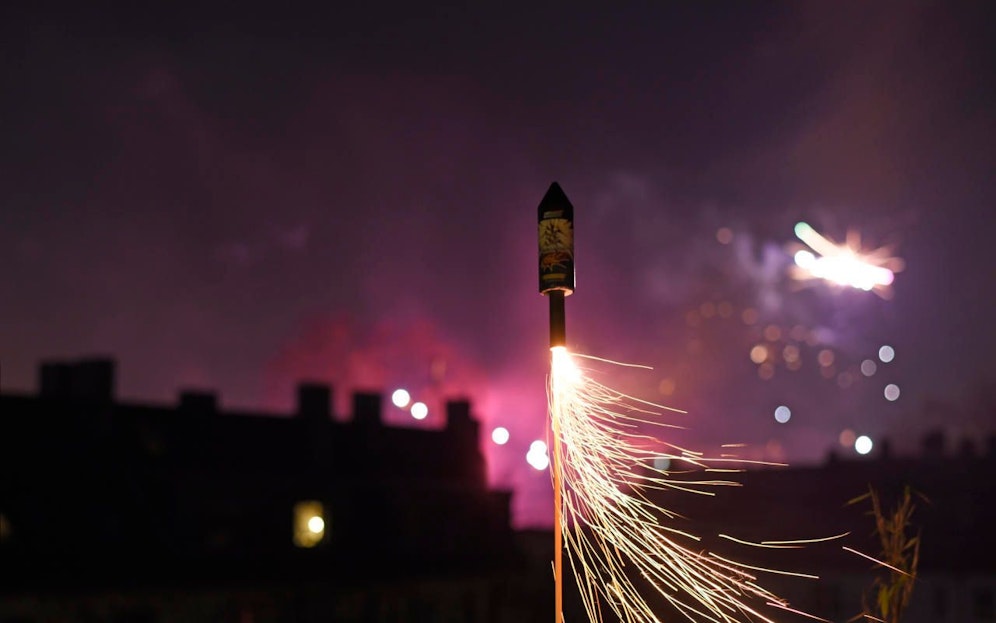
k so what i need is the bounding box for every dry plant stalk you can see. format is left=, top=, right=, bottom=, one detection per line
left=848, top=486, right=924, bottom=623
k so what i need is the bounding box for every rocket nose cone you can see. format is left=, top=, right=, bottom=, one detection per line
left=541, top=182, right=570, bottom=207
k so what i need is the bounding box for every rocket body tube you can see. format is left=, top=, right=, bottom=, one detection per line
left=538, top=182, right=575, bottom=348
left=548, top=291, right=566, bottom=348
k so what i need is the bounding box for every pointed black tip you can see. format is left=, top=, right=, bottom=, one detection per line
left=540, top=181, right=572, bottom=209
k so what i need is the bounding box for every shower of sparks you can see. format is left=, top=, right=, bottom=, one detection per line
left=548, top=346, right=827, bottom=623
left=790, top=222, right=904, bottom=295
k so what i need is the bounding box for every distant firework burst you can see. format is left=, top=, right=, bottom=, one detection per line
left=790, top=222, right=904, bottom=297
left=548, top=347, right=825, bottom=623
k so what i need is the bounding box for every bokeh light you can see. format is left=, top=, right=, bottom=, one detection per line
left=782, top=344, right=800, bottom=363
left=653, top=456, right=671, bottom=471
left=839, top=429, right=856, bottom=447
left=878, top=345, right=895, bottom=363
left=860, top=359, right=877, bottom=377
left=794, top=249, right=816, bottom=268
left=749, top=344, right=768, bottom=364
left=817, top=349, right=835, bottom=367
left=657, top=378, right=676, bottom=396
left=527, top=440, right=549, bottom=470
left=855, top=435, right=873, bottom=455
left=307, top=515, right=325, bottom=534
left=716, top=227, right=733, bottom=244
left=773, top=405, right=791, bottom=424
left=410, top=401, right=428, bottom=420
left=491, top=426, right=510, bottom=445
left=685, top=310, right=701, bottom=327
left=884, top=384, right=901, bottom=401
left=758, top=363, right=775, bottom=380
left=391, top=389, right=411, bottom=408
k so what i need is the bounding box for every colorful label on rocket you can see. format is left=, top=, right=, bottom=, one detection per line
left=539, top=218, right=575, bottom=293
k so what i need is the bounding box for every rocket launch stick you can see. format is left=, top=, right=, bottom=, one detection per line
left=538, top=182, right=575, bottom=623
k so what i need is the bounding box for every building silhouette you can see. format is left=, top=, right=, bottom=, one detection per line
left=3, top=357, right=996, bottom=622
left=1, top=357, right=537, bottom=623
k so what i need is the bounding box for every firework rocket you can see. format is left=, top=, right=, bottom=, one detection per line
left=538, top=181, right=575, bottom=623
left=538, top=182, right=575, bottom=348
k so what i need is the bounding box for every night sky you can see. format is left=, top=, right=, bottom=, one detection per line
left=3, top=2, right=995, bottom=526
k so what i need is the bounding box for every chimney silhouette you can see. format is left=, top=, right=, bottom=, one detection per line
left=445, top=399, right=484, bottom=486
left=352, top=391, right=382, bottom=426
left=297, top=383, right=332, bottom=421
left=39, top=362, right=73, bottom=399
left=446, top=399, right=473, bottom=426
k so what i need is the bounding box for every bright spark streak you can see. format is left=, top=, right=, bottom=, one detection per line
left=718, top=534, right=802, bottom=549
left=761, top=532, right=851, bottom=545
left=549, top=347, right=815, bottom=623
left=842, top=546, right=914, bottom=577
left=791, top=222, right=903, bottom=295
left=709, top=553, right=820, bottom=580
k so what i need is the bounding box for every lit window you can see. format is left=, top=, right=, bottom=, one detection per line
left=293, top=501, right=326, bottom=548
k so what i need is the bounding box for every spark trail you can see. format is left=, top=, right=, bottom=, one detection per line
left=548, top=347, right=823, bottom=623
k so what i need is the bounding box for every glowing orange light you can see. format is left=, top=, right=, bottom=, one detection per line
left=750, top=344, right=769, bottom=364
left=293, top=501, right=325, bottom=548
